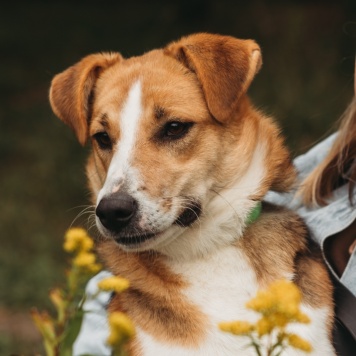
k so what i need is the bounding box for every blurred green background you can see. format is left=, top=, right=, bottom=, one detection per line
left=1, top=0, right=355, bottom=354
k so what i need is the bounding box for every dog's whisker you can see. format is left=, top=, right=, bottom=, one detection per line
left=210, top=189, right=240, bottom=220
left=70, top=205, right=96, bottom=228
left=86, top=214, right=97, bottom=227
left=67, top=204, right=94, bottom=211
left=86, top=220, right=99, bottom=235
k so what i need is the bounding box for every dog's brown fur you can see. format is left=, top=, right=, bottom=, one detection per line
left=50, top=33, right=334, bottom=354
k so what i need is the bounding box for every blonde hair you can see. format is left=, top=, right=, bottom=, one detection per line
left=300, top=96, right=356, bottom=206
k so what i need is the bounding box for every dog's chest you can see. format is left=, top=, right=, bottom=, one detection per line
left=136, top=246, right=261, bottom=355
left=170, top=246, right=260, bottom=321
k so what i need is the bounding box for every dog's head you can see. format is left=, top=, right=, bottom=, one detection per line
left=50, top=33, right=295, bottom=257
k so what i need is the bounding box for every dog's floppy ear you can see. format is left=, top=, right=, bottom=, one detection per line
left=49, top=52, right=122, bottom=145
left=164, top=33, right=262, bottom=123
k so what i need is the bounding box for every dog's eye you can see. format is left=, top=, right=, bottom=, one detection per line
left=163, top=121, right=193, bottom=140
left=93, top=132, right=112, bottom=150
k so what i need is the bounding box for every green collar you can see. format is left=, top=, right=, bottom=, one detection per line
left=245, top=201, right=262, bottom=226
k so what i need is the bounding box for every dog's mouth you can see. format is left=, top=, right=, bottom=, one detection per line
left=115, top=232, right=157, bottom=246
left=174, top=201, right=201, bottom=227
left=113, top=202, right=202, bottom=247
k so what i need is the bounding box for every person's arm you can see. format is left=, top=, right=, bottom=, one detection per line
left=325, top=220, right=356, bottom=277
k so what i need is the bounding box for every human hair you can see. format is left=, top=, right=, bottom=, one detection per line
left=300, top=96, right=356, bottom=206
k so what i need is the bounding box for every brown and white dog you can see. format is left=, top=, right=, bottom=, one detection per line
left=50, top=33, right=335, bottom=355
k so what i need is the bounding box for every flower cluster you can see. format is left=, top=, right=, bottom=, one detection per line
left=64, top=227, right=101, bottom=274
left=107, top=312, right=135, bottom=349
left=32, top=227, right=102, bottom=356
left=98, top=276, right=130, bottom=293
left=219, top=279, right=312, bottom=355
left=97, top=276, right=135, bottom=355
left=32, top=227, right=135, bottom=356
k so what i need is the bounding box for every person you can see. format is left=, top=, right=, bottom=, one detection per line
left=73, top=74, right=356, bottom=356
left=266, top=86, right=356, bottom=354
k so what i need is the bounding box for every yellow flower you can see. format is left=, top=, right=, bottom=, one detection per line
left=267, top=312, right=289, bottom=328
left=271, top=280, right=301, bottom=315
left=256, top=317, right=274, bottom=336
left=64, top=228, right=87, bottom=250
left=295, top=311, right=311, bottom=324
left=63, top=238, right=78, bottom=253
left=218, top=280, right=313, bottom=355
left=73, top=252, right=96, bottom=268
left=107, top=312, right=135, bottom=347
left=246, top=280, right=302, bottom=320
left=219, top=321, right=254, bottom=335
left=86, top=263, right=102, bottom=274
left=246, top=290, right=275, bottom=312
left=63, top=227, right=94, bottom=253
left=288, top=333, right=312, bottom=352
left=98, top=276, right=130, bottom=293
left=81, top=236, right=94, bottom=251
left=65, top=227, right=88, bottom=240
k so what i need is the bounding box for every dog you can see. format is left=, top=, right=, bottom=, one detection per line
left=50, top=33, right=335, bottom=355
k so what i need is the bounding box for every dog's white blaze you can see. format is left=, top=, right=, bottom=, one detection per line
left=108, top=80, right=142, bottom=182
left=97, top=80, right=142, bottom=202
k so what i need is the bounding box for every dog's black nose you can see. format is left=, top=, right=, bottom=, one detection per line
left=96, top=192, right=137, bottom=231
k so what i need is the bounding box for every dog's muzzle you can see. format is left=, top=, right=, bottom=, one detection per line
left=96, top=192, right=162, bottom=247
left=96, top=192, right=202, bottom=247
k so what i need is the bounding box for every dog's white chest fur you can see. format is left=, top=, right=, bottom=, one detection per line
left=135, top=246, right=334, bottom=356
left=137, top=246, right=261, bottom=355
left=170, top=246, right=259, bottom=323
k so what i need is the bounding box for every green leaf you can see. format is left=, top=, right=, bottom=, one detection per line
left=59, top=309, right=85, bottom=356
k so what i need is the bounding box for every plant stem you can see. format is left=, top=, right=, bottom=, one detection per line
left=248, top=336, right=263, bottom=356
